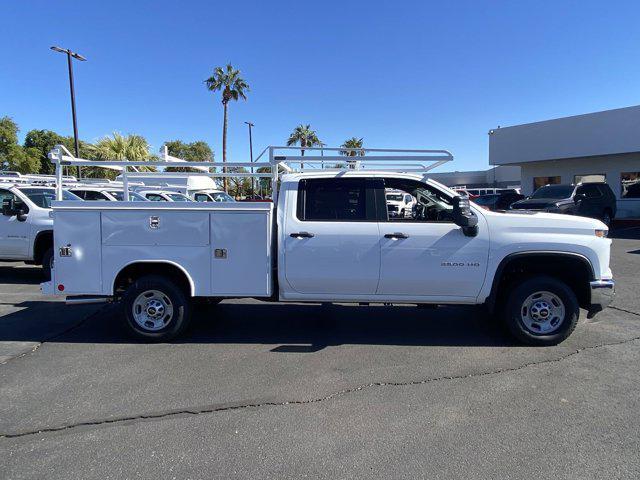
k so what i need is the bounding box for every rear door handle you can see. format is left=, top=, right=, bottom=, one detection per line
left=290, top=232, right=315, bottom=238
left=384, top=232, right=409, bottom=239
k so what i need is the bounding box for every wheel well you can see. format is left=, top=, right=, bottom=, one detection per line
left=113, top=262, right=193, bottom=297
left=33, top=231, right=53, bottom=265
left=489, top=253, right=593, bottom=311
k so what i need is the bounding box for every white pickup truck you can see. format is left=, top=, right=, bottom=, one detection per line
left=42, top=146, right=615, bottom=346
left=1, top=184, right=81, bottom=279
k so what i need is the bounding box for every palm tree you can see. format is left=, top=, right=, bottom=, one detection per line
left=88, top=133, right=155, bottom=178
left=205, top=64, right=249, bottom=191
left=339, top=137, right=365, bottom=157
left=286, top=124, right=321, bottom=169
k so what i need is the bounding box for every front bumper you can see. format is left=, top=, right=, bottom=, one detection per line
left=587, top=279, right=615, bottom=318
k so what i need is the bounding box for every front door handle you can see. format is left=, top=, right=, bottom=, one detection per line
left=384, top=232, right=409, bottom=239
left=290, top=231, right=315, bottom=238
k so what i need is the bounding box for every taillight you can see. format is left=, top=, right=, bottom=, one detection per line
left=595, top=229, right=608, bottom=238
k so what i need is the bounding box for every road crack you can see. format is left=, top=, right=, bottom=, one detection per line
left=2, top=334, right=639, bottom=440
left=0, top=305, right=109, bottom=366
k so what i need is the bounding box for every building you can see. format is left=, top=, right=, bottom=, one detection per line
left=428, top=165, right=521, bottom=189
left=489, top=105, right=640, bottom=218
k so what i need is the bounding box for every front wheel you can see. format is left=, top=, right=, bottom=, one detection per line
left=602, top=209, right=612, bottom=227
left=122, top=275, right=192, bottom=342
left=502, top=275, right=579, bottom=346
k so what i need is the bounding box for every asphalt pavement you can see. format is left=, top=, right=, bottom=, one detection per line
left=1, top=228, right=639, bottom=479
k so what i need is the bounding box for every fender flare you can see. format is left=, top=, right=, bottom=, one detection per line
left=111, top=260, right=196, bottom=296
left=485, top=251, right=595, bottom=313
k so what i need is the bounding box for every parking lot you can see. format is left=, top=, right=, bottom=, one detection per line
left=0, top=228, right=638, bottom=479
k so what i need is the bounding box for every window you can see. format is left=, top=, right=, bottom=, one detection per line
left=211, top=192, right=235, bottom=202
left=576, top=184, right=601, bottom=198
left=167, top=193, right=191, bottom=202
left=0, top=190, right=25, bottom=212
left=75, top=190, right=109, bottom=201
left=381, top=178, right=455, bottom=223
left=574, top=174, right=606, bottom=184
left=20, top=188, right=78, bottom=208
left=531, top=185, right=574, bottom=199
left=621, top=172, right=640, bottom=198
left=194, top=193, right=210, bottom=202
left=146, top=194, right=165, bottom=202
left=297, top=178, right=373, bottom=221
left=533, top=176, right=561, bottom=191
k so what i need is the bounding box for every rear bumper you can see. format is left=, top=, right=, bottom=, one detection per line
left=587, top=279, right=615, bottom=318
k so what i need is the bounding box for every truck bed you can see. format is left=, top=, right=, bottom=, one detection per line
left=48, top=201, right=274, bottom=298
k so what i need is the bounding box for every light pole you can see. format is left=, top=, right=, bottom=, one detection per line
left=244, top=121, right=254, bottom=197
left=51, top=46, right=86, bottom=178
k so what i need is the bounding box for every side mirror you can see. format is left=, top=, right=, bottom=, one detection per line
left=453, top=196, right=478, bottom=237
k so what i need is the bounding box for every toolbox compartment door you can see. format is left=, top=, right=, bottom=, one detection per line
left=210, top=211, right=272, bottom=296
left=53, top=210, right=102, bottom=294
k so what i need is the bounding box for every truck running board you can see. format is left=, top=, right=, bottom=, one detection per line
left=65, top=296, right=113, bottom=305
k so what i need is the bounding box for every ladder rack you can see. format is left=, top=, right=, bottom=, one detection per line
left=48, top=144, right=453, bottom=202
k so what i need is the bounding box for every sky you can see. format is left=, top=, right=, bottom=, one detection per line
left=2, top=0, right=640, bottom=172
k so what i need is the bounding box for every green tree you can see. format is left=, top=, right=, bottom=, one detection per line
left=163, top=140, right=213, bottom=172
left=227, top=166, right=251, bottom=198
left=286, top=124, right=321, bottom=168
left=205, top=64, right=249, bottom=191
left=0, top=117, right=40, bottom=174
left=88, top=132, right=155, bottom=179
left=23, top=129, right=93, bottom=174
left=339, top=137, right=365, bottom=157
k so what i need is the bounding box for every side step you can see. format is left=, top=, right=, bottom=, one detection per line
left=65, top=296, right=113, bottom=305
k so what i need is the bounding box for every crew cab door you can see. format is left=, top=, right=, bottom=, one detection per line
left=0, top=189, right=30, bottom=258
left=375, top=178, right=489, bottom=300
left=283, top=177, right=381, bottom=295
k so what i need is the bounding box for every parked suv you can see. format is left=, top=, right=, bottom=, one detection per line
left=510, top=183, right=617, bottom=226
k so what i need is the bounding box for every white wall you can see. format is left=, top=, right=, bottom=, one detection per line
left=490, top=105, right=640, bottom=165
left=520, top=153, right=640, bottom=218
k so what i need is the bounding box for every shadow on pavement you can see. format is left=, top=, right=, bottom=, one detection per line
left=0, top=265, right=43, bottom=285
left=0, top=299, right=517, bottom=349
left=610, top=226, right=640, bottom=240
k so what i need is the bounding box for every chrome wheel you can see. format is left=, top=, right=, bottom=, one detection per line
left=132, top=290, right=174, bottom=332
left=520, top=290, right=565, bottom=335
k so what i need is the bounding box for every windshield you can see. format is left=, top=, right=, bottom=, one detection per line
left=20, top=188, right=81, bottom=208
left=473, top=195, right=499, bottom=206
left=108, top=191, right=147, bottom=201
left=167, top=193, right=191, bottom=202
left=531, top=185, right=574, bottom=199
left=386, top=194, right=403, bottom=201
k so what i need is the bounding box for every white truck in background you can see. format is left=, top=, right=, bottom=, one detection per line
left=0, top=185, right=81, bottom=279
left=42, top=146, right=615, bottom=346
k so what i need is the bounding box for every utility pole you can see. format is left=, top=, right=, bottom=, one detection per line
left=244, top=121, right=254, bottom=197
left=51, top=46, right=86, bottom=179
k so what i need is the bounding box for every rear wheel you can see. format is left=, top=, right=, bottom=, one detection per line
left=502, top=275, right=579, bottom=346
left=122, top=275, right=192, bottom=342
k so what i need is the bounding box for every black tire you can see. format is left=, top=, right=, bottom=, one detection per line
left=602, top=209, right=613, bottom=227
left=41, top=247, right=54, bottom=281
left=122, top=275, right=192, bottom=342
left=502, top=275, right=579, bottom=346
